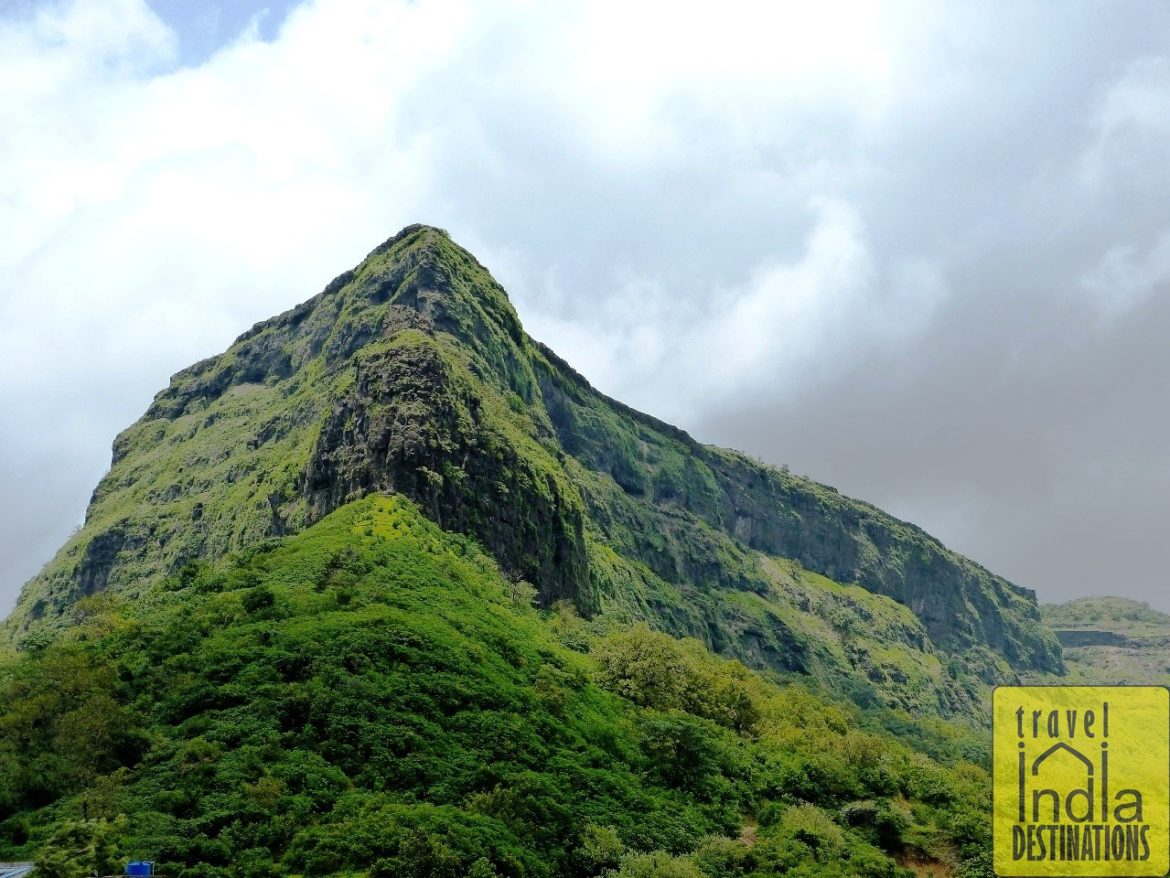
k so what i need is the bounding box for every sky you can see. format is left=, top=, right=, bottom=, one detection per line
left=2, top=0, right=1170, bottom=615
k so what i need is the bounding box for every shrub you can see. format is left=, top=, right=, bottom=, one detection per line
left=576, top=823, right=625, bottom=875
left=242, top=585, right=276, bottom=614
left=610, top=851, right=705, bottom=878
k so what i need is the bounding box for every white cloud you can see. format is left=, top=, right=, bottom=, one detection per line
left=1082, top=230, right=1170, bottom=317
left=0, top=0, right=905, bottom=457
left=1080, top=55, right=1170, bottom=194
left=520, top=199, right=946, bottom=424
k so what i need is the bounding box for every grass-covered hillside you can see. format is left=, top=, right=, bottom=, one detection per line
left=0, top=495, right=993, bottom=878
left=1039, top=596, right=1170, bottom=684
left=2, top=225, right=1059, bottom=718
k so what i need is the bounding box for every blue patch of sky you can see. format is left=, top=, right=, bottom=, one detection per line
left=0, top=0, right=305, bottom=68
left=148, top=0, right=304, bottom=65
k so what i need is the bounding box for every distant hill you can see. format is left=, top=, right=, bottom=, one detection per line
left=1040, top=596, right=1170, bottom=684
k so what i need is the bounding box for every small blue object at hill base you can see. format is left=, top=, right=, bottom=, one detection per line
left=126, top=862, right=154, bottom=876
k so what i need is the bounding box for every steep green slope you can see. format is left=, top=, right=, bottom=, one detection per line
left=0, top=495, right=994, bottom=878
left=3, top=225, right=1060, bottom=715
left=1039, top=596, right=1170, bottom=684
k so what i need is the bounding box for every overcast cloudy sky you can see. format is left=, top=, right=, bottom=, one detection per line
left=3, top=0, right=1170, bottom=615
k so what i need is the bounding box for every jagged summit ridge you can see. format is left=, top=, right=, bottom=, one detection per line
left=5, top=225, right=1061, bottom=714
left=147, top=225, right=526, bottom=420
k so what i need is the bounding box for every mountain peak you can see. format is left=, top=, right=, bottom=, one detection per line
left=6, top=230, right=1061, bottom=714
left=365, top=222, right=451, bottom=258
left=148, top=224, right=527, bottom=424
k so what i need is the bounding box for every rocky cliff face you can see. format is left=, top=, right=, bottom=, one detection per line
left=3, top=225, right=1062, bottom=713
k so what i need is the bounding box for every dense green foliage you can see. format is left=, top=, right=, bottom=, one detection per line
left=5, top=225, right=1059, bottom=720
left=2, top=496, right=993, bottom=877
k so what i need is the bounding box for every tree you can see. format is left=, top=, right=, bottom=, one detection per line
left=575, top=823, right=624, bottom=875
left=34, top=816, right=125, bottom=878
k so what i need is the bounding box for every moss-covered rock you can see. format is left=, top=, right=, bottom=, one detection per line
left=3, top=224, right=1061, bottom=716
